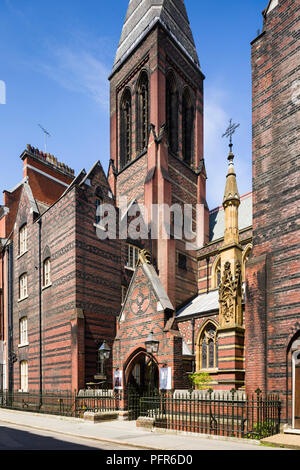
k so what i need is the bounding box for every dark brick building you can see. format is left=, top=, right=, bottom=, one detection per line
left=245, top=0, right=300, bottom=427
left=0, top=149, right=121, bottom=392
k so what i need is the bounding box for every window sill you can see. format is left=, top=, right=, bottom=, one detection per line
left=125, top=266, right=135, bottom=272
left=17, top=250, right=28, bottom=260
left=93, top=223, right=107, bottom=232
left=18, top=343, right=29, bottom=349
left=18, top=390, right=29, bottom=394
left=198, top=368, right=219, bottom=375
left=42, top=283, right=52, bottom=291
left=18, top=296, right=28, bottom=303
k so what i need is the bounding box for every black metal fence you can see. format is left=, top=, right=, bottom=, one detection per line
left=0, top=389, right=281, bottom=440
left=0, top=390, right=76, bottom=417
left=75, top=391, right=122, bottom=418
left=0, top=390, right=122, bottom=418
left=135, top=389, right=281, bottom=440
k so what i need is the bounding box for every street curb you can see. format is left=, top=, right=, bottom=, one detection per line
left=260, top=440, right=299, bottom=451
left=0, top=418, right=165, bottom=450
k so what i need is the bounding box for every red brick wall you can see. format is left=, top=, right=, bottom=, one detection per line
left=246, top=0, right=300, bottom=422
left=12, top=185, right=77, bottom=392
left=110, top=23, right=207, bottom=310
left=113, top=264, right=190, bottom=390
left=11, top=163, right=121, bottom=392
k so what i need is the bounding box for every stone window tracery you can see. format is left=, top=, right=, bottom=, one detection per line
left=136, top=72, right=149, bottom=154
left=197, top=322, right=218, bottom=371
left=120, top=89, right=132, bottom=169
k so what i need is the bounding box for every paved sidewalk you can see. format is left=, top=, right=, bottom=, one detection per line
left=0, top=409, right=287, bottom=451
left=261, top=433, right=300, bottom=450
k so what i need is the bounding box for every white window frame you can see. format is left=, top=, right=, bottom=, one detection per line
left=19, top=273, right=28, bottom=301
left=126, top=244, right=140, bottom=270
left=20, top=361, right=28, bottom=393
left=95, top=197, right=103, bottom=225
left=19, top=224, right=28, bottom=256
left=19, top=317, right=28, bottom=347
left=43, top=258, right=51, bottom=288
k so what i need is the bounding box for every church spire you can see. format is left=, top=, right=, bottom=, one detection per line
left=222, top=120, right=241, bottom=246
left=112, top=0, right=200, bottom=74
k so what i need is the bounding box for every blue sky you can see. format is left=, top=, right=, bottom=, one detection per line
left=0, top=0, right=267, bottom=209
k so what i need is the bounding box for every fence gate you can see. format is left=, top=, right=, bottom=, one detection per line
left=127, top=389, right=160, bottom=421
left=127, top=390, right=141, bottom=421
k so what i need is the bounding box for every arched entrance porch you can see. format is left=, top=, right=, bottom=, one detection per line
left=124, top=349, right=159, bottom=395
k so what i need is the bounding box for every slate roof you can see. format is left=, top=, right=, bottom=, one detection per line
left=113, top=0, right=200, bottom=74
left=209, top=192, right=252, bottom=242
left=176, top=289, right=219, bottom=319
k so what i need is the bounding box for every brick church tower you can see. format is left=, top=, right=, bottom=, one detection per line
left=108, top=0, right=209, bottom=310
left=245, top=0, right=300, bottom=427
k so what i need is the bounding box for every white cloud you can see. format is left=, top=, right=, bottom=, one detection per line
left=41, top=46, right=110, bottom=111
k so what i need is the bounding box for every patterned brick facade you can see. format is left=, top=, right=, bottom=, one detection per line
left=245, top=0, right=300, bottom=424
left=1, top=150, right=121, bottom=392
left=0, top=1, right=298, bottom=422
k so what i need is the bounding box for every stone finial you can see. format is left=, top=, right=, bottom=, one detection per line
left=138, top=249, right=151, bottom=266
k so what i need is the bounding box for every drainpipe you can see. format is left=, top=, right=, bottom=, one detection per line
left=192, top=318, right=195, bottom=373
left=38, top=219, right=42, bottom=404
left=7, top=242, right=13, bottom=392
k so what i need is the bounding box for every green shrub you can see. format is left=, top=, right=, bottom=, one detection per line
left=188, top=372, right=212, bottom=390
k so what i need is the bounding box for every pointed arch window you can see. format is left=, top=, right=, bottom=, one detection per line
left=120, top=89, right=132, bottom=169
left=166, top=72, right=178, bottom=154
left=182, top=88, right=194, bottom=165
left=197, top=322, right=218, bottom=371
left=136, top=72, right=149, bottom=154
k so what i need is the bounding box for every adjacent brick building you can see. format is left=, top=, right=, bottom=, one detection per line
left=245, top=0, right=300, bottom=427
left=0, top=148, right=121, bottom=392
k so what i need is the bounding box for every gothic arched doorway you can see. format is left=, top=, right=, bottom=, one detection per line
left=125, top=350, right=159, bottom=395
left=292, top=341, right=300, bottom=429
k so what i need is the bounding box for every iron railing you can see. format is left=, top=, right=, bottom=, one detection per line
left=137, top=389, right=281, bottom=440
left=75, top=390, right=122, bottom=418
left=0, top=390, right=75, bottom=417
left=0, top=389, right=122, bottom=418
left=0, top=388, right=281, bottom=440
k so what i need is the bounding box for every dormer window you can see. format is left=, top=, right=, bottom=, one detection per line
left=19, top=224, right=28, bottom=256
